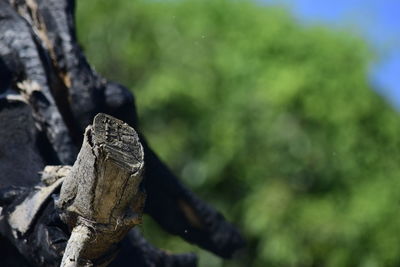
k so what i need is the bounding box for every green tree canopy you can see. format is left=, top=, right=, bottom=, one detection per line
left=77, top=0, right=400, bottom=266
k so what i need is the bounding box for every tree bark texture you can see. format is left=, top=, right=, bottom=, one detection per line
left=0, top=0, right=244, bottom=266
left=58, top=113, right=145, bottom=266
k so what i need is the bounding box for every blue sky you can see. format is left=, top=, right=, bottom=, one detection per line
left=262, top=0, right=400, bottom=109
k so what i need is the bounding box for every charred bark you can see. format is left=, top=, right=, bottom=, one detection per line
left=0, top=0, right=244, bottom=266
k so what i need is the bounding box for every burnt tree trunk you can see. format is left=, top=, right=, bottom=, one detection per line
left=0, top=0, right=244, bottom=266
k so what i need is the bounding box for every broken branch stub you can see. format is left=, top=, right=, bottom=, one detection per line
left=56, top=113, right=145, bottom=266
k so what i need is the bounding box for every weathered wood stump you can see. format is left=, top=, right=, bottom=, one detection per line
left=57, top=113, right=145, bottom=266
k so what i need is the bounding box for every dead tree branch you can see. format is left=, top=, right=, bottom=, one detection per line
left=0, top=0, right=244, bottom=265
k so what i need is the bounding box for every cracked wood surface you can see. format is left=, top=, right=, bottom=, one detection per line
left=58, top=113, right=145, bottom=266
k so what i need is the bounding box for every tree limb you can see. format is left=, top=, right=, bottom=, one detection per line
left=57, top=113, right=145, bottom=266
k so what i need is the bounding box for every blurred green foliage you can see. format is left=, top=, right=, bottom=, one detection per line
left=77, top=0, right=400, bottom=266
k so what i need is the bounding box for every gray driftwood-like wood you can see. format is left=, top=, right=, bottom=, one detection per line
left=0, top=0, right=244, bottom=266
left=57, top=113, right=145, bottom=266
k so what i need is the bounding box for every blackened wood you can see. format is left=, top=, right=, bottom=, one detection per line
left=110, top=229, right=197, bottom=267
left=10, top=0, right=103, bottom=133
left=0, top=97, right=44, bottom=188
left=0, top=0, right=244, bottom=264
left=35, top=0, right=103, bottom=132
left=0, top=165, right=69, bottom=267
left=0, top=1, right=77, bottom=164
left=15, top=0, right=244, bottom=257
left=142, top=141, right=244, bottom=258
